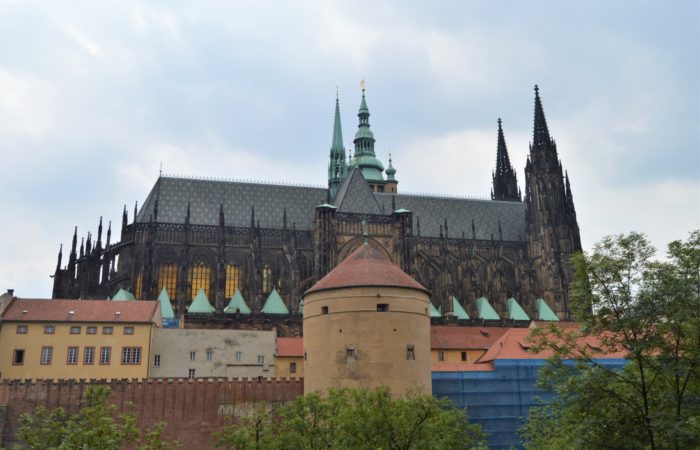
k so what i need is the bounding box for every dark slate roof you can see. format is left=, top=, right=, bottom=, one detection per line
left=375, top=193, right=525, bottom=241
left=333, top=167, right=383, bottom=215
left=136, top=177, right=327, bottom=229
left=135, top=175, right=525, bottom=241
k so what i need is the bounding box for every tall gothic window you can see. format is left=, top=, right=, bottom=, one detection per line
left=225, top=264, right=240, bottom=299
left=134, top=272, right=143, bottom=300
left=261, top=265, right=272, bottom=294
left=189, top=263, right=211, bottom=302
left=157, top=264, right=178, bottom=301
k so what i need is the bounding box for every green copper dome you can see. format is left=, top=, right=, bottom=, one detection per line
left=354, top=126, right=375, bottom=140
left=157, top=287, right=175, bottom=319
left=188, top=288, right=215, bottom=314
left=224, top=288, right=251, bottom=314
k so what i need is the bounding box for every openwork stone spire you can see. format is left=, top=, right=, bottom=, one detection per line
left=532, top=84, right=552, bottom=150
left=492, top=118, right=521, bottom=201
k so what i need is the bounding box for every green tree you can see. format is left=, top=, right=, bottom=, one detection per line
left=16, top=385, right=180, bottom=450
left=216, top=387, right=486, bottom=450
left=522, top=231, right=700, bottom=450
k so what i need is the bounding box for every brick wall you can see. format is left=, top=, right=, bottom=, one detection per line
left=0, top=377, right=303, bottom=449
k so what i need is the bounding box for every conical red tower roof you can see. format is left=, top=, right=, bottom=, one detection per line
left=305, top=244, right=429, bottom=295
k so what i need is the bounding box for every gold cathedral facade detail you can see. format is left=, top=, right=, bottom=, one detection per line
left=52, top=86, right=581, bottom=322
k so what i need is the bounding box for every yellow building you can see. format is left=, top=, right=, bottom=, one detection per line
left=0, top=298, right=161, bottom=380
left=430, top=326, right=508, bottom=369
left=303, top=243, right=432, bottom=395
left=275, top=337, right=303, bottom=378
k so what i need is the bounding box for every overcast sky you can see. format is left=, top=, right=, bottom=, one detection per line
left=1, top=0, right=698, bottom=298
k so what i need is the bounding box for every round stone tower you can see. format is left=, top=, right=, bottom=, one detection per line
left=303, top=242, right=432, bottom=395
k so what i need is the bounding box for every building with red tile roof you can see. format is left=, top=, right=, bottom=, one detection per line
left=304, top=243, right=429, bottom=295
left=275, top=337, right=303, bottom=378
left=303, top=243, right=432, bottom=395
left=0, top=298, right=161, bottom=380
left=431, top=326, right=508, bottom=366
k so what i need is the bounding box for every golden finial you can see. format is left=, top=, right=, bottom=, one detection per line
left=360, top=79, right=366, bottom=93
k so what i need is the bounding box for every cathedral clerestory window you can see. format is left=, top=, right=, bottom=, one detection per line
left=261, top=265, right=272, bottom=294
left=157, top=264, right=178, bottom=302
left=225, top=264, right=240, bottom=299
left=188, top=263, right=211, bottom=302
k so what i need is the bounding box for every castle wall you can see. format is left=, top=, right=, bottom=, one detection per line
left=0, top=377, right=303, bottom=449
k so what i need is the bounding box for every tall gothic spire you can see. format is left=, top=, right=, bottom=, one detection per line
left=328, top=91, right=348, bottom=199
left=492, top=118, right=521, bottom=201
left=331, top=92, right=344, bottom=156
left=532, top=84, right=551, bottom=149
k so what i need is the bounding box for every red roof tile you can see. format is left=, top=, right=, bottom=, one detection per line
left=431, top=326, right=509, bottom=350
left=478, top=325, right=627, bottom=363
left=276, top=337, right=303, bottom=357
left=2, top=299, right=160, bottom=324
left=432, top=362, right=495, bottom=372
left=304, top=244, right=428, bottom=295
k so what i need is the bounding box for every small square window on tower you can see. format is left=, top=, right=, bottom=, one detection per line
left=321, top=306, right=329, bottom=314
left=461, top=351, right=468, bottom=362
left=346, top=347, right=356, bottom=361
left=377, top=303, right=389, bottom=312
left=406, top=345, right=415, bottom=360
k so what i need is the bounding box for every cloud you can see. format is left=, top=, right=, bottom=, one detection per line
left=0, top=0, right=696, bottom=299
left=64, top=26, right=100, bottom=56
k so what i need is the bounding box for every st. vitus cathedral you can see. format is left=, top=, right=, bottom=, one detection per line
left=52, top=86, right=581, bottom=320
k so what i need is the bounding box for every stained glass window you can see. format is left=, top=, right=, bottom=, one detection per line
left=225, top=264, right=240, bottom=299
left=134, top=272, right=143, bottom=300
left=262, top=265, right=272, bottom=294
left=157, top=264, right=178, bottom=301
left=189, top=264, right=211, bottom=302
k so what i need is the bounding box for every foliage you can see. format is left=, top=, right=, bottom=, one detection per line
left=16, top=385, right=180, bottom=450
left=522, top=231, right=700, bottom=450
left=216, top=387, right=487, bottom=450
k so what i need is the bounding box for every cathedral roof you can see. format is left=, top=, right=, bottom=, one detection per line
left=305, top=243, right=429, bottom=295
left=375, top=193, right=524, bottom=241
left=137, top=176, right=327, bottom=230
left=333, top=167, right=383, bottom=214
left=136, top=175, right=525, bottom=241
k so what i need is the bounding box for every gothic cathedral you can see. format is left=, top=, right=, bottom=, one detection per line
left=52, top=86, right=582, bottom=321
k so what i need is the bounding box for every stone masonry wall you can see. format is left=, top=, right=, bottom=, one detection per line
left=0, top=377, right=303, bottom=449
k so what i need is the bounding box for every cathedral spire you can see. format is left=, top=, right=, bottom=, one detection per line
left=122, top=205, right=128, bottom=231
left=106, top=221, right=111, bottom=247
left=532, top=84, right=552, bottom=149
left=492, top=118, right=521, bottom=201
left=71, top=226, right=78, bottom=255
left=331, top=92, right=344, bottom=156
left=56, top=244, right=63, bottom=271
left=328, top=92, right=348, bottom=199
left=96, top=217, right=103, bottom=250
